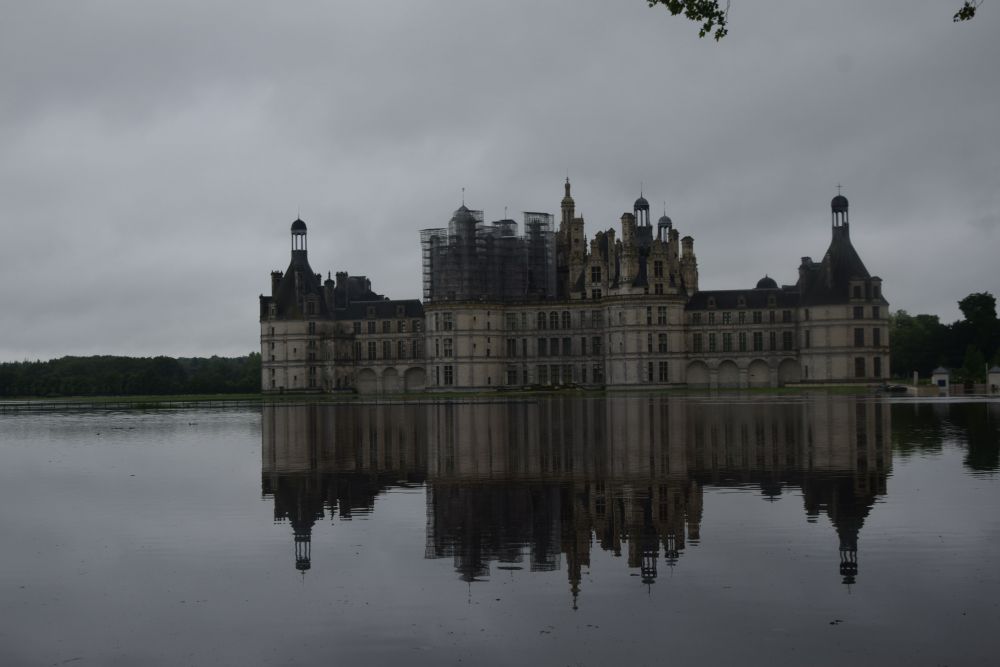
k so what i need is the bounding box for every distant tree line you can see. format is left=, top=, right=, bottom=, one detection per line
left=0, top=353, right=261, bottom=398
left=890, top=292, right=1000, bottom=382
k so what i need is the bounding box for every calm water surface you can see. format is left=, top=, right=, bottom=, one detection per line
left=1, top=395, right=999, bottom=666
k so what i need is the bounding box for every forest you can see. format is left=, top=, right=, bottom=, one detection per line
left=0, top=353, right=261, bottom=398
left=889, top=292, right=1000, bottom=382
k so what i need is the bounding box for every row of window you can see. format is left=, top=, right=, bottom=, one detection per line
left=855, top=327, right=883, bottom=347
left=354, top=340, right=423, bottom=362
left=353, top=319, right=423, bottom=335
left=853, top=305, right=881, bottom=320
left=691, top=310, right=793, bottom=326
left=693, top=331, right=794, bottom=353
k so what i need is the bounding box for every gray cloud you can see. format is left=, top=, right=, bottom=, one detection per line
left=1, top=1, right=997, bottom=359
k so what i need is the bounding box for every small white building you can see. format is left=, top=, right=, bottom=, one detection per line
left=931, top=367, right=950, bottom=396
left=988, top=366, right=1000, bottom=395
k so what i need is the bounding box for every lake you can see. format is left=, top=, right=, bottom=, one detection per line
left=1, top=395, right=999, bottom=666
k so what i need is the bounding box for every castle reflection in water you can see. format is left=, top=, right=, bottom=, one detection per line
left=262, top=397, right=890, bottom=597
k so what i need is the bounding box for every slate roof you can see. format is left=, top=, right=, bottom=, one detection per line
left=686, top=286, right=800, bottom=311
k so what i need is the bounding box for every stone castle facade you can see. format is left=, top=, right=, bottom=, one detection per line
left=259, top=181, right=889, bottom=393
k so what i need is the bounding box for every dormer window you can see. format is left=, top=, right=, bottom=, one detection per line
left=737, top=296, right=746, bottom=308
left=707, top=297, right=716, bottom=309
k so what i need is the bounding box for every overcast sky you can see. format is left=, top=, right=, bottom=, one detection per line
left=1, top=1, right=997, bottom=360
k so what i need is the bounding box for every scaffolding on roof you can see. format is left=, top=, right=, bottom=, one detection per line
left=420, top=209, right=556, bottom=303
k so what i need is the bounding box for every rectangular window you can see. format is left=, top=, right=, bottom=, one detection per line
left=647, top=362, right=654, bottom=383
left=654, top=284, right=663, bottom=295
left=874, top=357, right=882, bottom=378
left=538, top=338, right=547, bottom=357
left=382, top=341, right=391, bottom=359
left=853, top=306, right=864, bottom=320
left=442, top=312, right=453, bottom=331
left=658, top=333, right=668, bottom=353
left=505, top=313, right=517, bottom=331
left=538, top=365, right=548, bottom=385
left=722, top=312, right=732, bottom=325
left=782, top=331, right=793, bottom=351
left=507, top=338, right=517, bottom=357
left=443, top=338, right=453, bottom=356
left=550, top=337, right=559, bottom=356
left=550, top=312, right=560, bottom=329
left=591, top=288, right=602, bottom=300
left=692, top=312, right=702, bottom=325
left=382, top=320, right=390, bottom=333
left=753, top=331, right=763, bottom=351
left=580, top=337, right=587, bottom=355
left=723, top=333, right=733, bottom=352
left=443, top=365, right=454, bottom=386
left=413, top=319, right=422, bottom=332
left=593, top=364, right=604, bottom=383
left=308, top=321, right=316, bottom=334
left=591, top=266, right=601, bottom=283
left=562, top=337, right=571, bottom=356
left=738, top=331, right=747, bottom=352
left=647, top=333, right=653, bottom=353
left=562, top=312, right=571, bottom=329
left=579, top=311, right=589, bottom=328
left=658, top=361, right=668, bottom=382
left=507, top=367, right=518, bottom=385
left=657, top=306, right=667, bottom=325
left=353, top=321, right=362, bottom=334
left=646, top=306, right=653, bottom=325
left=769, top=331, right=777, bottom=351
left=782, top=310, right=792, bottom=323
left=367, top=341, right=377, bottom=360
left=804, top=330, right=811, bottom=348
left=709, top=333, right=717, bottom=352
left=708, top=312, right=716, bottom=325
left=873, top=327, right=881, bottom=347
left=738, top=311, right=746, bottom=325
left=522, top=338, right=527, bottom=357
left=354, top=341, right=361, bottom=360
left=752, top=311, right=762, bottom=324
left=872, top=306, right=880, bottom=319
left=654, top=261, right=664, bottom=278
left=398, top=340, right=406, bottom=359
left=592, top=336, right=602, bottom=355
left=367, top=321, right=376, bottom=334
left=398, top=320, right=407, bottom=333
left=855, top=357, right=865, bottom=378
left=693, top=333, right=703, bottom=353
left=853, top=286, right=862, bottom=299
left=854, top=328, right=864, bottom=347
left=412, top=340, right=421, bottom=358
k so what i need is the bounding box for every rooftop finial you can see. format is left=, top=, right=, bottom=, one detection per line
left=837, top=183, right=843, bottom=196
left=461, top=187, right=465, bottom=206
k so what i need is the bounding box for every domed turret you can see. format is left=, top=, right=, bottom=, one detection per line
left=291, top=218, right=307, bottom=253
left=756, top=275, right=778, bottom=289
left=831, top=189, right=849, bottom=230
left=634, top=195, right=649, bottom=210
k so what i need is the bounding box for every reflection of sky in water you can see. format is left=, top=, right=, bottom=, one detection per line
left=0, top=397, right=998, bottom=666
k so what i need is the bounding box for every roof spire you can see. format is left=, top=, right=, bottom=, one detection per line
left=461, top=187, right=465, bottom=206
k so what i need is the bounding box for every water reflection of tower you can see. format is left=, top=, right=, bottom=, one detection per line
left=800, top=399, right=891, bottom=585
left=262, top=403, right=428, bottom=571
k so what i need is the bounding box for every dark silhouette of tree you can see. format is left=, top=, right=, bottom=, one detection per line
left=647, top=1, right=983, bottom=40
